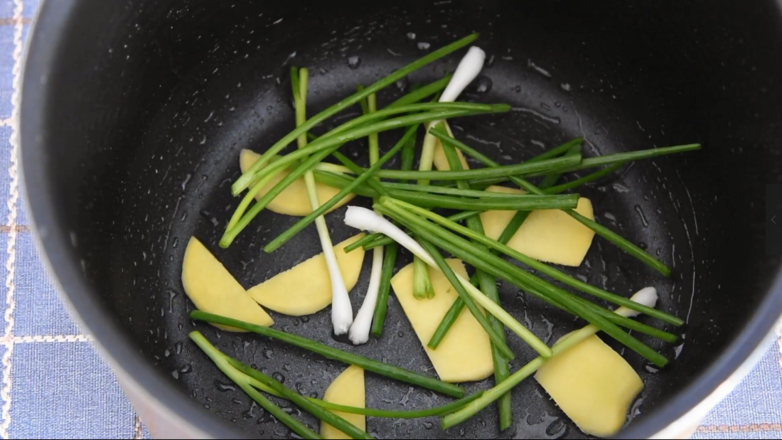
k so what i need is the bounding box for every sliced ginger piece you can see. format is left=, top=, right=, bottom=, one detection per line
left=321, top=365, right=365, bottom=439
left=535, top=334, right=643, bottom=438
left=182, top=237, right=273, bottom=331
left=390, top=259, right=493, bottom=383
left=247, top=234, right=365, bottom=316
left=240, top=149, right=355, bottom=216
left=432, top=121, right=470, bottom=171
left=479, top=185, right=596, bottom=266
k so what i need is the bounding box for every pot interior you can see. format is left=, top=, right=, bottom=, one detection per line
left=22, top=0, right=782, bottom=438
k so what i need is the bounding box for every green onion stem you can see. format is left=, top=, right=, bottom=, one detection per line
left=543, top=163, right=625, bottom=194
left=189, top=332, right=322, bottom=439
left=538, top=144, right=582, bottom=189
left=387, top=198, right=683, bottom=326
left=419, top=239, right=515, bottom=360
left=190, top=311, right=465, bottom=398
left=195, top=335, right=481, bottom=422
left=360, top=154, right=581, bottom=181
left=438, top=130, right=513, bottom=430
left=308, top=392, right=483, bottom=419
left=371, top=242, right=398, bottom=337
left=221, top=107, right=499, bottom=247
left=525, top=143, right=703, bottom=177
left=430, top=127, right=675, bottom=276
left=347, top=210, right=481, bottom=253
left=441, top=301, right=654, bottom=429
left=233, top=33, right=479, bottom=194
left=228, top=359, right=373, bottom=440
left=413, top=254, right=436, bottom=299
left=263, top=125, right=417, bottom=253
left=376, top=202, right=669, bottom=368
left=315, top=157, right=580, bottom=211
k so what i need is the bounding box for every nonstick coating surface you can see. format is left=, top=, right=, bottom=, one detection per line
left=21, top=1, right=782, bottom=439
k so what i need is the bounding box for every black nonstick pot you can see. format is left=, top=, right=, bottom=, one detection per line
left=20, top=0, right=782, bottom=438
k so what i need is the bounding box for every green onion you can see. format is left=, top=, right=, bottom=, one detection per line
left=228, top=359, right=373, bottom=440
left=388, top=76, right=452, bottom=108
left=413, top=254, right=435, bottom=299
left=428, top=140, right=582, bottom=351
left=543, top=163, right=625, bottom=194
left=190, top=311, right=465, bottom=398
left=371, top=242, right=398, bottom=337
left=538, top=143, right=582, bottom=189
left=309, top=161, right=580, bottom=211
left=438, top=130, right=513, bottom=430
left=308, top=392, right=483, bottom=419
left=377, top=182, right=542, bottom=198
left=190, top=332, right=322, bottom=439
left=221, top=107, right=502, bottom=248
left=233, top=33, right=479, bottom=194
left=419, top=239, right=515, bottom=361
left=376, top=201, right=669, bottom=367
left=348, top=211, right=481, bottom=253
left=526, top=143, right=703, bottom=176
left=427, top=275, right=480, bottom=348
left=441, top=290, right=658, bottom=429
left=344, top=206, right=552, bottom=358
left=197, top=335, right=481, bottom=423
left=386, top=198, right=683, bottom=326
left=431, top=127, right=675, bottom=276
left=366, top=153, right=581, bottom=181
left=263, top=125, right=417, bottom=253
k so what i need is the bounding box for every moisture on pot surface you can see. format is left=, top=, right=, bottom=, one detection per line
left=20, top=1, right=782, bottom=439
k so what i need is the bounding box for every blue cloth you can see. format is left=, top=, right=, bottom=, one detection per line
left=0, top=0, right=779, bottom=438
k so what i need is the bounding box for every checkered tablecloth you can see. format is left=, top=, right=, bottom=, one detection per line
left=0, top=0, right=779, bottom=438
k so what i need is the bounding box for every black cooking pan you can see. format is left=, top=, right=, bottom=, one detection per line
left=20, top=0, right=782, bottom=438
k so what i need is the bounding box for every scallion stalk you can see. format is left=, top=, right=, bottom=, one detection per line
left=233, top=33, right=480, bottom=194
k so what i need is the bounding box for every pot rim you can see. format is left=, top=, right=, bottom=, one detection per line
left=19, top=1, right=782, bottom=439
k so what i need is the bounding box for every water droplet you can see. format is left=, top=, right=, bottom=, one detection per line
left=424, top=422, right=434, bottom=430
left=300, top=316, right=309, bottom=324
left=406, top=32, right=416, bottom=40
left=486, top=55, right=496, bottom=68
left=216, top=380, right=237, bottom=392
left=272, top=372, right=285, bottom=383
left=164, top=349, right=171, bottom=358
left=200, top=210, right=219, bottom=227
left=232, top=399, right=242, bottom=406
left=175, top=342, right=183, bottom=354
left=203, top=403, right=211, bottom=409
left=180, top=211, right=188, bottom=222
left=171, top=370, right=180, bottom=380
left=639, top=241, right=648, bottom=250
left=309, top=392, right=318, bottom=399
left=655, top=248, right=662, bottom=256
left=613, top=183, right=630, bottom=193
left=180, top=364, right=193, bottom=374
left=645, top=365, right=659, bottom=374
left=347, top=56, right=361, bottom=69
left=264, top=349, right=274, bottom=359
left=604, top=212, right=617, bottom=222
left=171, top=237, right=179, bottom=248
left=554, top=102, right=561, bottom=108
left=395, top=77, right=409, bottom=93
left=634, top=205, right=650, bottom=227
left=181, top=174, right=192, bottom=191
left=398, top=331, right=404, bottom=338
left=283, top=364, right=292, bottom=372
left=417, top=42, right=431, bottom=50
left=473, top=75, right=492, bottom=94
left=560, top=83, right=572, bottom=92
